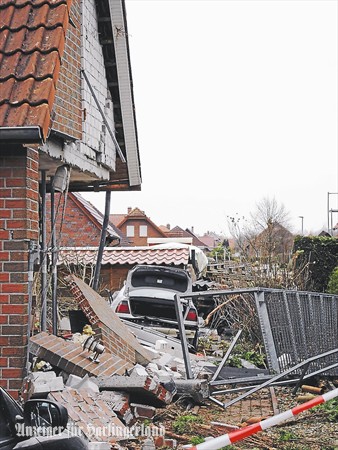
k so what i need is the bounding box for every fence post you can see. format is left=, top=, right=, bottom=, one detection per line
left=254, top=290, right=280, bottom=373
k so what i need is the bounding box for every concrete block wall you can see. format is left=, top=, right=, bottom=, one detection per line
left=0, top=146, right=39, bottom=397
left=81, top=0, right=116, bottom=167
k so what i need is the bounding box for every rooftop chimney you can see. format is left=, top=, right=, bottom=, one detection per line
left=127, top=207, right=132, bottom=214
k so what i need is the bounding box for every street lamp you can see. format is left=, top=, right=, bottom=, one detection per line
left=327, top=192, right=338, bottom=235
left=299, top=216, right=304, bottom=235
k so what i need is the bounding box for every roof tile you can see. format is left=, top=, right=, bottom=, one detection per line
left=0, top=77, right=55, bottom=106
left=0, top=103, right=51, bottom=136
left=0, top=26, right=65, bottom=54
left=0, top=0, right=71, bottom=140
left=0, top=3, right=69, bottom=30
left=0, top=51, right=61, bottom=81
left=58, top=247, right=190, bottom=267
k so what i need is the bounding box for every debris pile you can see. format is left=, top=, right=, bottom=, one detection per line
left=24, top=275, right=338, bottom=449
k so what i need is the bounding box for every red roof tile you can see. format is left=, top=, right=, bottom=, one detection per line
left=0, top=0, right=72, bottom=140
left=58, top=247, right=190, bottom=267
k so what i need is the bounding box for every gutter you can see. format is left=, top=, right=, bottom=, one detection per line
left=0, top=126, right=43, bottom=144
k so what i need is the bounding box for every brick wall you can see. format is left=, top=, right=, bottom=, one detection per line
left=45, top=193, right=103, bottom=247
left=52, top=0, right=82, bottom=140
left=0, top=146, right=39, bottom=398
left=65, top=275, right=151, bottom=365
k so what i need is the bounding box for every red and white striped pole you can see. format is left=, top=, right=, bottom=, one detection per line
left=186, top=388, right=338, bottom=450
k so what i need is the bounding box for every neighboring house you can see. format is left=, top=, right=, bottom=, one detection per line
left=247, top=222, right=294, bottom=264
left=46, top=192, right=129, bottom=247
left=110, top=207, right=167, bottom=246
left=198, top=231, right=224, bottom=250
left=0, top=0, right=140, bottom=396
left=164, top=226, right=208, bottom=250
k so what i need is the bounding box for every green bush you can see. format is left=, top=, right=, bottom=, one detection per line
left=327, top=267, right=338, bottom=294
left=293, top=236, right=338, bottom=292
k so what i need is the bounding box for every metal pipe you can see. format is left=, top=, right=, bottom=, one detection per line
left=40, top=170, right=47, bottom=332
left=174, top=294, right=193, bottom=379
left=81, top=69, right=126, bottom=163
left=93, top=190, right=111, bottom=291
left=50, top=178, right=58, bottom=335
left=211, top=329, right=242, bottom=382
left=25, top=240, right=39, bottom=376
left=220, top=347, right=338, bottom=410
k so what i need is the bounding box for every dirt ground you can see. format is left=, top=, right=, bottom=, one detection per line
left=153, top=385, right=338, bottom=450
left=116, top=383, right=338, bottom=450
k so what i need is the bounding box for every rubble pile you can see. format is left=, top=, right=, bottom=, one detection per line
left=24, top=275, right=338, bottom=449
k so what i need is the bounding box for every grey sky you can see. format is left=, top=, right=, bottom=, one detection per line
left=84, top=0, right=338, bottom=236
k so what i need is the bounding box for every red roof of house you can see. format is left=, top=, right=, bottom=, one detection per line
left=58, top=246, right=190, bottom=267
left=0, top=0, right=72, bottom=140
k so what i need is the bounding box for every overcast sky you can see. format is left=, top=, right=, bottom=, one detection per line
left=84, top=0, right=337, bottom=237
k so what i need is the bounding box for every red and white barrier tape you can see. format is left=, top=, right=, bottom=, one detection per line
left=185, top=387, right=338, bottom=450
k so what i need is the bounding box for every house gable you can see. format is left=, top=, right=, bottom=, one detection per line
left=46, top=192, right=128, bottom=247
left=115, top=207, right=167, bottom=246
left=0, top=0, right=141, bottom=192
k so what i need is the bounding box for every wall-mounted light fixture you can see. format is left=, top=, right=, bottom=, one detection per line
left=83, top=336, right=105, bottom=363
left=52, top=165, right=70, bottom=193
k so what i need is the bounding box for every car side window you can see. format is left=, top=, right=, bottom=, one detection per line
left=0, top=405, right=12, bottom=439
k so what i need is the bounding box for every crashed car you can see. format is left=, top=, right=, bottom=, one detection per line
left=0, top=386, right=87, bottom=449
left=110, top=265, right=199, bottom=346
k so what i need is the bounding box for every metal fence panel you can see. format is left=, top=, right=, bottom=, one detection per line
left=261, top=290, right=338, bottom=374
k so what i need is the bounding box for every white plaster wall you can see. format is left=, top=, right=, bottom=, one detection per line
left=81, top=0, right=116, bottom=172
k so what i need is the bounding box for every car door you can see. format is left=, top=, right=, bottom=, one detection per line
left=0, top=387, right=24, bottom=449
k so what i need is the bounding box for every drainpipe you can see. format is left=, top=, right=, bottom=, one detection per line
left=50, top=178, right=58, bottom=335
left=25, top=240, right=39, bottom=376
left=92, top=191, right=111, bottom=291
left=40, top=170, right=47, bottom=332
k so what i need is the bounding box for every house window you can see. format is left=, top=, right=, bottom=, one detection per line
left=139, top=225, right=148, bottom=237
left=126, top=225, right=135, bottom=237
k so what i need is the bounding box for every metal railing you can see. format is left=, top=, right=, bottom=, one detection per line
left=181, top=287, right=338, bottom=375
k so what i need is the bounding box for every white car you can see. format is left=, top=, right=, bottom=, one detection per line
left=110, top=265, right=199, bottom=346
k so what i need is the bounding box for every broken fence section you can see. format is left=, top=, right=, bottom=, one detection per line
left=182, top=287, right=338, bottom=375
left=255, top=289, right=338, bottom=374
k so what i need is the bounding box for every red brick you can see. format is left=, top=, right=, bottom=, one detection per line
left=0, top=252, right=9, bottom=261
left=0, top=316, right=8, bottom=324
left=0, top=294, right=9, bottom=303
left=1, top=284, right=27, bottom=294
left=2, top=304, right=27, bottom=314
left=5, top=199, right=27, bottom=209
left=0, top=273, right=10, bottom=282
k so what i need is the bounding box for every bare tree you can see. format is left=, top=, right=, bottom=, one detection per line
left=227, top=197, right=295, bottom=287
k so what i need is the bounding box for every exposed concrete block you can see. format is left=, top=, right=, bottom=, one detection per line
left=172, top=379, right=210, bottom=404
left=27, top=372, right=64, bottom=397
left=95, top=372, right=175, bottom=407
left=156, top=353, right=174, bottom=369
